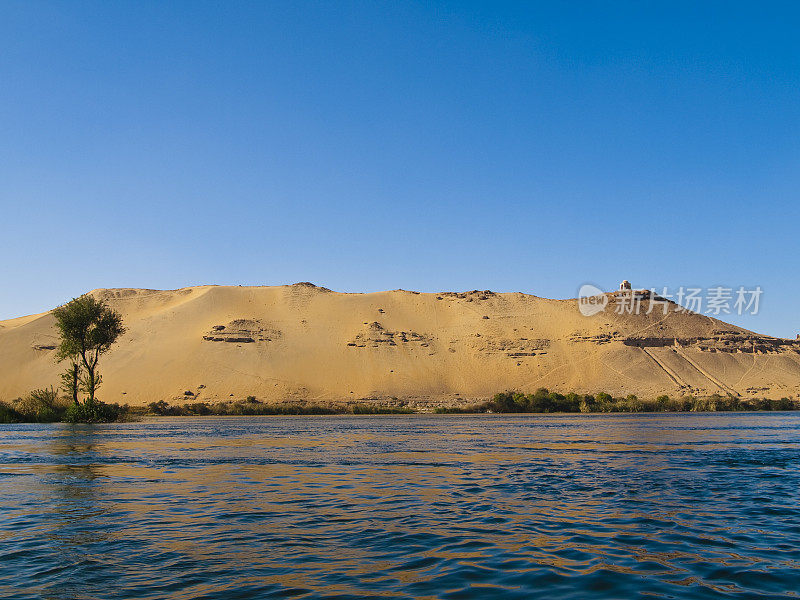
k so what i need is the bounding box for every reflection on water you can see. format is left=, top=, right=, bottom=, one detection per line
left=1, top=413, right=799, bottom=599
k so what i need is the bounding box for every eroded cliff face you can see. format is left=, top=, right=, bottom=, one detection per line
left=1, top=284, right=799, bottom=407
left=622, top=333, right=797, bottom=353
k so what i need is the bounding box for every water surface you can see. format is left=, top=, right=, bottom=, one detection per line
left=1, top=413, right=799, bottom=599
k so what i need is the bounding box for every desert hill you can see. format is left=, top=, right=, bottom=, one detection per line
left=1, top=283, right=799, bottom=408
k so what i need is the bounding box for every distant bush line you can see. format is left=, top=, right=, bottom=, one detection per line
left=1, top=388, right=797, bottom=423
left=0, top=393, right=414, bottom=423
left=435, top=389, right=799, bottom=414
left=145, top=398, right=415, bottom=416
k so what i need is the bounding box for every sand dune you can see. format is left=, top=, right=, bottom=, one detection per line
left=1, top=283, right=799, bottom=407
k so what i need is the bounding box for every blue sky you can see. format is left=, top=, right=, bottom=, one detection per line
left=1, top=1, right=798, bottom=336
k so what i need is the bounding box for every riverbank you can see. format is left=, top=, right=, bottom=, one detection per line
left=2, top=388, right=797, bottom=423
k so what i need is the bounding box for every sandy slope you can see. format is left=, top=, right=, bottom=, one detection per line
left=1, top=283, right=799, bottom=407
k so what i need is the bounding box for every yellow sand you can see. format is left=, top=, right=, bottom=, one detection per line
left=1, top=283, right=798, bottom=406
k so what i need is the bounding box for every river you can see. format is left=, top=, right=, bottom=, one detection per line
left=1, top=413, right=799, bottom=598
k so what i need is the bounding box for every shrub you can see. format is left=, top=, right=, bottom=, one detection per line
left=351, top=403, right=415, bottom=414
left=147, top=400, right=178, bottom=415
left=652, top=395, right=669, bottom=411
left=487, top=391, right=524, bottom=412
left=593, top=392, right=615, bottom=412
left=184, top=402, right=212, bottom=415
left=624, top=394, right=645, bottom=412
left=746, top=397, right=797, bottom=411
left=674, top=396, right=695, bottom=411
left=64, top=400, right=125, bottom=423
left=579, top=394, right=596, bottom=413
left=0, top=401, right=22, bottom=423
left=13, top=388, right=68, bottom=422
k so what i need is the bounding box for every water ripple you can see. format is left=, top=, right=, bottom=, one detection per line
left=1, top=413, right=799, bottom=599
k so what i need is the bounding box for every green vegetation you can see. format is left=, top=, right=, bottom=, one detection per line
left=479, top=389, right=798, bottom=413
left=351, top=403, right=415, bottom=414
left=147, top=399, right=337, bottom=416
left=434, top=406, right=486, bottom=414
left=146, top=398, right=415, bottom=416
left=0, top=388, right=67, bottom=422
left=1, top=388, right=795, bottom=424
left=63, top=400, right=129, bottom=423
left=0, top=388, right=132, bottom=424
left=15, top=387, right=66, bottom=422
left=52, top=295, right=125, bottom=422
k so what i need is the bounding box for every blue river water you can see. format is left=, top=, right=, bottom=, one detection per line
left=1, top=413, right=799, bottom=599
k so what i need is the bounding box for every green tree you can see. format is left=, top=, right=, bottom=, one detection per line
left=53, top=295, right=125, bottom=405
left=58, top=354, right=82, bottom=405
left=54, top=311, right=83, bottom=404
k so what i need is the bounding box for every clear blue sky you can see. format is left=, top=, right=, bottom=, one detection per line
left=1, top=1, right=798, bottom=336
